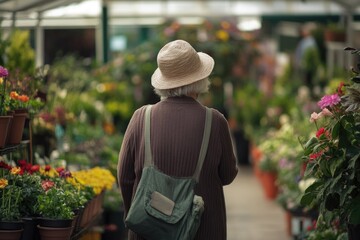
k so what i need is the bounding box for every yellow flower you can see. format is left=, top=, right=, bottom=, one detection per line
left=216, top=30, right=229, bottom=42
left=72, top=167, right=116, bottom=195
left=0, top=178, right=8, bottom=189
left=10, top=167, right=21, bottom=175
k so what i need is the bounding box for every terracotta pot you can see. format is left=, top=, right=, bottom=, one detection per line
left=0, top=115, right=12, bottom=148
left=0, top=221, right=23, bottom=230
left=38, top=218, right=72, bottom=228
left=0, top=229, right=23, bottom=240
left=37, top=225, right=73, bottom=240
left=6, top=111, right=28, bottom=145
left=260, top=171, right=278, bottom=200
left=324, top=30, right=346, bottom=42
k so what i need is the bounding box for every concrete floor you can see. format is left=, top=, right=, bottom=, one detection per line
left=225, top=166, right=290, bottom=240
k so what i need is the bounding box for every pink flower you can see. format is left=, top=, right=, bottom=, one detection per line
left=321, top=108, right=333, bottom=117
left=310, top=112, right=321, bottom=123
left=41, top=180, right=55, bottom=191
left=317, top=94, right=341, bottom=109
left=0, top=66, right=8, bottom=78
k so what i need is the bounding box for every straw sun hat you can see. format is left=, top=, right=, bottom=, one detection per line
left=151, top=39, right=215, bottom=89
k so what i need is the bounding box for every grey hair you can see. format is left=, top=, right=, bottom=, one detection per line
left=154, top=77, right=210, bottom=98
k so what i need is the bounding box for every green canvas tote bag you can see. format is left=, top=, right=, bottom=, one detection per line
left=125, top=105, right=212, bottom=240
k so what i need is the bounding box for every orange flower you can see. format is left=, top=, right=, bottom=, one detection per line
left=10, top=91, right=19, bottom=100
left=0, top=178, right=8, bottom=189
left=10, top=167, right=21, bottom=175
left=18, top=95, right=29, bottom=103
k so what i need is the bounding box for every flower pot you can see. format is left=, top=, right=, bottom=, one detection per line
left=260, top=171, right=278, bottom=200
left=20, top=217, right=40, bottom=240
left=6, top=112, right=28, bottom=145
left=37, top=225, right=73, bottom=240
left=0, top=229, right=23, bottom=240
left=347, top=223, right=360, bottom=240
left=38, top=218, right=73, bottom=228
left=0, top=221, right=23, bottom=230
left=324, top=30, right=346, bottom=42
left=0, top=115, right=12, bottom=148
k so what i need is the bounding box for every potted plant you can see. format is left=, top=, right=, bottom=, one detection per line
left=0, top=163, right=24, bottom=240
left=300, top=47, right=360, bottom=240
left=36, top=183, right=74, bottom=240
left=324, top=22, right=346, bottom=42
left=0, top=66, right=12, bottom=148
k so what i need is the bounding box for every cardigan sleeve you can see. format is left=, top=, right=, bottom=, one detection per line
left=117, top=108, right=142, bottom=217
left=217, top=112, right=238, bottom=185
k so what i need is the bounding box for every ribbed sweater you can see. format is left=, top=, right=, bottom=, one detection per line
left=118, top=96, right=238, bottom=240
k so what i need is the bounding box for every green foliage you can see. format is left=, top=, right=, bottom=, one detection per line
left=300, top=49, right=360, bottom=227
left=234, top=83, right=267, bottom=137
left=37, top=187, right=74, bottom=220
left=16, top=173, right=43, bottom=217
left=5, top=30, right=35, bottom=78
left=0, top=185, right=23, bottom=221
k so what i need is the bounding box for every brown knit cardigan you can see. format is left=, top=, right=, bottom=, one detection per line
left=117, top=96, right=238, bottom=240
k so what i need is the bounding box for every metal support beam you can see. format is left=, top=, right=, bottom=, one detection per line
left=101, top=1, right=109, bottom=63
left=35, top=12, right=44, bottom=67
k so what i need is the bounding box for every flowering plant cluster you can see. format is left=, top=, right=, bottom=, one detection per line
left=0, top=159, right=116, bottom=221
left=0, top=164, right=23, bottom=221
left=0, top=65, right=44, bottom=117
left=300, top=48, right=360, bottom=230
left=0, top=66, right=9, bottom=115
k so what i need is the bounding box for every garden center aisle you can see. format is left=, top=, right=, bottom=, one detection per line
left=225, top=166, right=290, bottom=240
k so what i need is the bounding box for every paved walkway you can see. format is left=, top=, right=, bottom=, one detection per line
left=225, top=166, right=290, bottom=240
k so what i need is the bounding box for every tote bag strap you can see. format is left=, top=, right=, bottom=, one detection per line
left=144, top=105, right=213, bottom=183
left=193, top=107, right=212, bottom=182
left=144, top=105, right=153, bottom=167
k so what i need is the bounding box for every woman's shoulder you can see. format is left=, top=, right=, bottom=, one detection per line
left=207, top=107, right=229, bottom=126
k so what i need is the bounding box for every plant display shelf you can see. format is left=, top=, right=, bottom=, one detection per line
left=0, top=140, right=31, bottom=162
left=70, top=210, right=103, bottom=240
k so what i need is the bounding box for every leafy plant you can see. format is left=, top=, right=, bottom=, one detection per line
left=300, top=47, right=360, bottom=227
left=0, top=165, right=23, bottom=221
left=37, top=186, right=74, bottom=220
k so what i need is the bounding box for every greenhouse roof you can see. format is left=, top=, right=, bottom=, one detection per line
left=0, top=0, right=360, bottom=27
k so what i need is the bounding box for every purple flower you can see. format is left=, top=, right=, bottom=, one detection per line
left=0, top=66, right=8, bottom=78
left=317, top=94, right=341, bottom=109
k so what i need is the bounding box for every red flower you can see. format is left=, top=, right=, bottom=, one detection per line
left=44, top=165, right=51, bottom=171
left=0, top=161, right=11, bottom=170
left=316, top=128, right=325, bottom=138
left=41, top=180, right=54, bottom=191
left=56, top=167, right=64, bottom=174
left=337, top=82, right=345, bottom=96
left=18, top=160, right=27, bottom=167
left=309, top=151, right=323, bottom=162
left=30, top=165, right=40, bottom=173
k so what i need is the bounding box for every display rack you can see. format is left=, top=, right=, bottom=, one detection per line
left=0, top=118, right=32, bottom=163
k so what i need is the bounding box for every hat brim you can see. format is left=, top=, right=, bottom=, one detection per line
left=151, top=52, right=215, bottom=90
